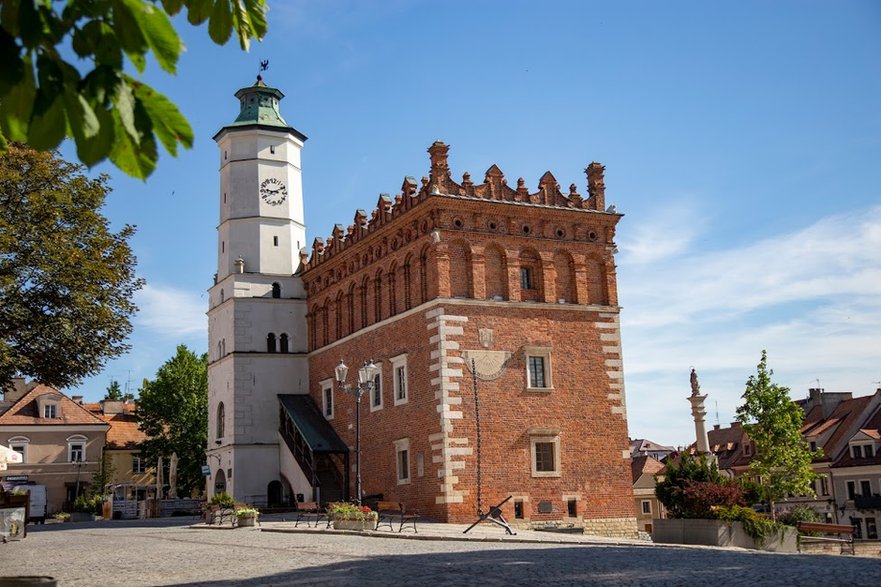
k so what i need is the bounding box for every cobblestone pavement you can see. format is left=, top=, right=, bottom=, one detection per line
left=2, top=517, right=880, bottom=586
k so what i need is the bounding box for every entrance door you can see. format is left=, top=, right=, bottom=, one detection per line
left=214, top=469, right=227, bottom=494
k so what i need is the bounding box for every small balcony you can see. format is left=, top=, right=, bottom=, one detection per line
left=854, top=494, right=881, bottom=509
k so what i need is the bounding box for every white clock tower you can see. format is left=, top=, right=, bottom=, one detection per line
left=206, top=76, right=310, bottom=503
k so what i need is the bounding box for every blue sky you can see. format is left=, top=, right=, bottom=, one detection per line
left=62, top=1, right=881, bottom=448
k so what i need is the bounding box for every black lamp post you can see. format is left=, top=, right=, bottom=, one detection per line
left=335, top=359, right=378, bottom=505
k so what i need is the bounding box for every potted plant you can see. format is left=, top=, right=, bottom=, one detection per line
left=235, top=507, right=260, bottom=527
left=327, top=502, right=377, bottom=531
left=53, top=512, right=71, bottom=523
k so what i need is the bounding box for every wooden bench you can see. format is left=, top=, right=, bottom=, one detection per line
left=294, top=501, right=328, bottom=528
left=375, top=501, right=418, bottom=533
left=796, top=521, right=855, bottom=555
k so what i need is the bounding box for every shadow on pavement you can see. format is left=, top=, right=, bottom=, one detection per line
left=162, top=545, right=881, bottom=587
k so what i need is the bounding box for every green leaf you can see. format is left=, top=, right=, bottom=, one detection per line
left=16, top=0, right=42, bottom=48
left=119, top=0, right=182, bottom=74
left=113, top=78, right=139, bottom=143
left=109, top=108, right=157, bottom=179
left=27, top=91, right=66, bottom=150
left=161, top=0, right=186, bottom=16
left=232, top=0, right=267, bottom=50
left=64, top=89, right=102, bottom=166
left=186, top=0, right=214, bottom=25
left=208, top=0, right=233, bottom=45
left=112, top=0, right=148, bottom=73
left=75, top=105, right=116, bottom=169
left=244, top=0, right=268, bottom=40
left=133, top=82, right=193, bottom=155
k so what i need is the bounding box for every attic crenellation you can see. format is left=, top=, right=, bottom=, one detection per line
left=304, top=141, right=618, bottom=275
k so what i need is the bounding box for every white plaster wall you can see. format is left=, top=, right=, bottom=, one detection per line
left=278, top=431, right=314, bottom=502
left=230, top=444, right=280, bottom=503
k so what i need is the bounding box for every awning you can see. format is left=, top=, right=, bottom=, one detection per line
left=278, top=394, right=349, bottom=453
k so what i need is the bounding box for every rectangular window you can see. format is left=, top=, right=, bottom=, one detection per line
left=321, top=379, right=334, bottom=419
left=867, top=445, right=875, bottom=458
left=534, top=442, right=556, bottom=473
left=43, top=404, right=56, bottom=418
left=132, top=454, right=145, bottom=474
left=860, top=480, right=872, bottom=496
left=641, top=500, right=652, bottom=515
left=867, top=517, right=878, bottom=540
left=370, top=370, right=383, bottom=411
left=69, top=443, right=84, bottom=463
left=270, top=145, right=276, bottom=154
left=744, top=442, right=752, bottom=456
left=809, top=441, right=817, bottom=452
left=524, top=347, right=553, bottom=390
left=567, top=498, right=578, bottom=517
left=528, top=356, right=546, bottom=388
left=847, top=481, right=856, bottom=500
left=391, top=354, right=408, bottom=406
left=852, top=445, right=862, bottom=458
left=10, top=443, right=26, bottom=464
left=520, top=266, right=533, bottom=290
left=394, top=438, right=410, bottom=484
left=273, top=236, right=279, bottom=247
left=514, top=500, right=524, bottom=519
left=820, top=475, right=829, bottom=496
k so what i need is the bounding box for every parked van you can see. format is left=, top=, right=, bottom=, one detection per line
left=12, top=483, right=47, bottom=524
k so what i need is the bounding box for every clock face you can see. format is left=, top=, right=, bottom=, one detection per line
left=260, top=177, right=287, bottom=206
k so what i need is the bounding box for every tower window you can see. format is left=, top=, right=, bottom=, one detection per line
left=273, top=236, right=279, bottom=247
left=272, top=282, right=281, bottom=298
left=223, top=192, right=227, bottom=204
left=270, top=145, right=276, bottom=154
left=224, top=150, right=227, bottom=160
left=520, top=267, right=533, bottom=290
left=217, top=402, right=225, bottom=439
left=222, top=241, right=225, bottom=253
left=280, top=333, right=289, bottom=353
left=267, top=333, right=277, bottom=353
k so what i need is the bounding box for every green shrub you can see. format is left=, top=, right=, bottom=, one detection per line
left=779, top=504, right=820, bottom=527
left=73, top=494, right=103, bottom=515
left=715, top=504, right=786, bottom=546
left=209, top=492, right=235, bottom=508
left=326, top=502, right=377, bottom=521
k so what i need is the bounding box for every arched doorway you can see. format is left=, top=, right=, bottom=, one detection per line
left=267, top=480, right=283, bottom=506
left=214, top=468, right=227, bottom=495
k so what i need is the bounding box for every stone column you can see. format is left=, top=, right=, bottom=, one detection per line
left=688, top=368, right=712, bottom=457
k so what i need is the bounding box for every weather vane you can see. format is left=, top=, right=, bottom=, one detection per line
left=260, top=59, right=269, bottom=72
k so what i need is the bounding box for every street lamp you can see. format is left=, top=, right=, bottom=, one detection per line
left=335, top=359, right=378, bottom=505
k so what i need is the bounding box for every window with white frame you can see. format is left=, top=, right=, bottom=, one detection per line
left=132, top=453, right=146, bottom=474
left=216, top=402, right=225, bottom=439
left=391, top=353, right=408, bottom=405
left=641, top=500, right=652, bottom=515
left=860, top=479, right=872, bottom=496
left=8, top=436, right=29, bottom=464
left=394, top=438, right=410, bottom=484
left=67, top=435, right=87, bottom=462
left=524, top=346, right=553, bottom=390
left=370, top=365, right=383, bottom=411
left=529, top=430, right=561, bottom=477
left=43, top=403, right=57, bottom=418
left=847, top=480, right=856, bottom=500
left=819, top=475, right=829, bottom=496
left=321, top=379, right=334, bottom=419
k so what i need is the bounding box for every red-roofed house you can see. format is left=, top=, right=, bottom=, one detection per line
left=87, top=400, right=156, bottom=502
left=0, top=378, right=109, bottom=515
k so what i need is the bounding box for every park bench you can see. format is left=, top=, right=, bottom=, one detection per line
left=294, top=501, right=328, bottom=528
left=796, top=521, right=855, bottom=555
left=375, top=501, right=418, bottom=533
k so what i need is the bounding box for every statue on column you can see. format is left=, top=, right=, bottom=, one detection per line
left=690, top=368, right=700, bottom=396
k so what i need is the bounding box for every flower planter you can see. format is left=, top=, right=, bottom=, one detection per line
left=237, top=516, right=257, bottom=527
left=652, top=518, right=797, bottom=552
left=333, top=519, right=376, bottom=531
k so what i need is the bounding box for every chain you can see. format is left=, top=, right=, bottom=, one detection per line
left=472, top=358, right=482, bottom=515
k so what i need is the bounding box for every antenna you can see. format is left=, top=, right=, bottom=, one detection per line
left=715, top=400, right=720, bottom=428
left=124, top=369, right=133, bottom=395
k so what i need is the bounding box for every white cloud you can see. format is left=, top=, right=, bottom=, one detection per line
left=621, top=205, right=881, bottom=446
left=135, top=283, right=206, bottom=337
left=619, top=198, right=706, bottom=265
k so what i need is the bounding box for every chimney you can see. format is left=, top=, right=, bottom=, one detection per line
left=731, top=422, right=742, bottom=428
left=713, top=424, right=720, bottom=430
left=71, top=395, right=83, bottom=404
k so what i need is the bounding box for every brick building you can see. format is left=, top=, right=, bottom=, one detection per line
left=303, top=141, right=635, bottom=535
left=207, top=77, right=636, bottom=537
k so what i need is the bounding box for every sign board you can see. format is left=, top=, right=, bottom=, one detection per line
left=201, top=464, right=211, bottom=477
left=2, top=475, right=29, bottom=483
